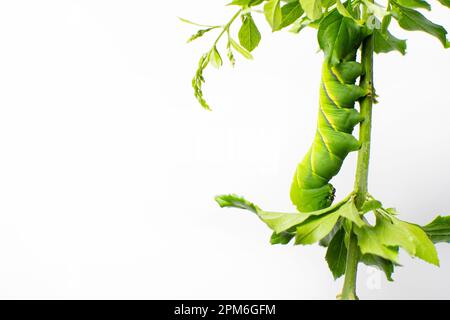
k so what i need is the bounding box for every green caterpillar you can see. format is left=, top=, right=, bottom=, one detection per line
left=290, top=11, right=369, bottom=213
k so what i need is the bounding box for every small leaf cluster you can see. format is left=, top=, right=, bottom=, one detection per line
left=216, top=193, right=450, bottom=281
left=181, top=5, right=260, bottom=110
left=184, top=0, right=449, bottom=109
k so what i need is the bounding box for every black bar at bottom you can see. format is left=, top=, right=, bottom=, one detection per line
left=0, top=300, right=447, bottom=319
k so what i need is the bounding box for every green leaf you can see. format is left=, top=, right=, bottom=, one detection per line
left=238, top=14, right=262, bottom=52
left=354, top=224, right=400, bottom=263
left=374, top=29, right=407, bottom=55
left=300, top=0, right=323, bottom=20
left=215, top=194, right=332, bottom=233
left=336, top=201, right=366, bottom=227
left=319, top=218, right=342, bottom=247
left=318, top=9, right=365, bottom=64
left=392, top=5, right=448, bottom=47
left=270, top=231, right=295, bottom=245
left=325, top=228, right=347, bottom=279
left=422, top=215, right=450, bottom=243
left=263, top=200, right=349, bottom=234
left=215, top=194, right=356, bottom=241
left=396, top=0, right=431, bottom=10
left=259, top=211, right=312, bottom=233
left=336, top=0, right=354, bottom=19
left=322, top=0, right=336, bottom=9
left=437, top=0, right=450, bottom=8
left=381, top=14, right=392, bottom=33
left=361, top=199, right=383, bottom=213
left=215, top=194, right=260, bottom=213
left=228, top=0, right=264, bottom=6
left=373, top=215, right=440, bottom=266
left=230, top=38, right=254, bottom=59
left=363, top=0, right=390, bottom=20
left=228, top=0, right=249, bottom=5
left=290, top=16, right=312, bottom=33
left=356, top=213, right=440, bottom=266
left=280, top=1, right=304, bottom=28
left=295, top=210, right=340, bottom=245
left=360, top=253, right=396, bottom=281
left=264, top=0, right=283, bottom=31
left=209, top=46, right=223, bottom=69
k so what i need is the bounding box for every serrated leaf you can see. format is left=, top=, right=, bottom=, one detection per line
left=265, top=0, right=283, bottom=31
left=265, top=200, right=349, bottom=234
left=373, top=214, right=439, bottom=266
left=238, top=14, right=261, bottom=52
left=422, top=215, right=450, bottom=243
left=259, top=211, right=313, bottom=233
left=396, top=0, right=431, bottom=10
left=270, top=231, right=295, bottom=245
left=215, top=194, right=341, bottom=233
left=300, top=0, right=323, bottom=20
left=361, top=199, right=383, bottom=213
left=374, top=29, right=407, bottom=55
left=325, top=228, right=347, bottom=279
left=354, top=224, right=400, bottom=263
left=337, top=201, right=366, bottom=227
left=319, top=218, right=342, bottom=247
left=392, top=5, right=448, bottom=47
left=215, top=194, right=260, bottom=213
left=230, top=38, right=254, bottom=59
left=360, top=253, right=396, bottom=281
left=280, top=1, right=304, bottom=28
left=295, top=210, right=340, bottom=245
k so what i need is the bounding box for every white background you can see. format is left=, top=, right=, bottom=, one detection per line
left=0, top=1, right=448, bottom=299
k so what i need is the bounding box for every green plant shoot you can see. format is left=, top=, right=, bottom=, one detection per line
left=183, top=0, right=450, bottom=299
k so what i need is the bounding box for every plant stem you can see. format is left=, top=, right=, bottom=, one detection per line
left=340, top=31, right=375, bottom=300
left=354, top=37, right=375, bottom=210
left=214, top=9, right=243, bottom=46
left=341, top=229, right=360, bottom=300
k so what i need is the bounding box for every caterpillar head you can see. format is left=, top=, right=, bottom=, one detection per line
left=294, top=184, right=335, bottom=213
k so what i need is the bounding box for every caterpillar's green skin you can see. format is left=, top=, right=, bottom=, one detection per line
left=291, top=12, right=368, bottom=213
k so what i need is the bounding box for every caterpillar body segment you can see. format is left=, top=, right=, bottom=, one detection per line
left=291, top=13, right=369, bottom=213
left=290, top=180, right=334, bottom=213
